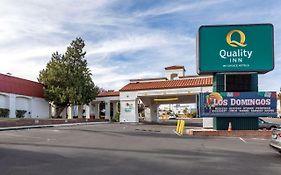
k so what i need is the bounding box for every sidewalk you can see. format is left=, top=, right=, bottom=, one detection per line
left=0, top=118, right=109, bottom=131
left=0, top=121, right=109, bottom=131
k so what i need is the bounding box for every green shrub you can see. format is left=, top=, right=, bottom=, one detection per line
left=113, top=112, right=120, bottom=122
left=16, top=110, right=27, bottom=118
left=190, top=112, right=197, bottom=118
left=0, top=108, right=9, bottom=118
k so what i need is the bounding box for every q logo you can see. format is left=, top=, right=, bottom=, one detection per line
left=226, top=30, right=247, bottom=47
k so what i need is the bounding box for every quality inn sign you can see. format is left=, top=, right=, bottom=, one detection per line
left=226, top=30, right=247, bottom=47
left=197, top=24, right=274, bottom=74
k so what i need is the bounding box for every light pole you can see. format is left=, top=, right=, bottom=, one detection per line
left=279, top=88, right=281, bottom=115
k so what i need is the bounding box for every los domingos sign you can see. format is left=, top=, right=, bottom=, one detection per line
left=197, top=24, right=274, bottom=74
left=198, top=92, right=277, bottom=117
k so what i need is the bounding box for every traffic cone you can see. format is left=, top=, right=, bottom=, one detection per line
left=228, top=122, right=232, bottom=131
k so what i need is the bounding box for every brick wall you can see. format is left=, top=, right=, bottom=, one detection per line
left=187, top=129, right=272, bottom=138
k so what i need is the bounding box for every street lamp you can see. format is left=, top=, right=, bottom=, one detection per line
left=278, top=88, right=281, bottom=115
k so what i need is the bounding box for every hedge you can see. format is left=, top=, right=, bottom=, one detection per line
left=0, top=108, right=9, bottom=118
left=16, top=110, right=27, bottom=118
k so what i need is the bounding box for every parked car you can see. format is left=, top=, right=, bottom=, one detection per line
left=168, top=114, right=177, bottom=120
left=258, top=118, right=280, bottom=130
left=269, top=128, right=281, bottom=154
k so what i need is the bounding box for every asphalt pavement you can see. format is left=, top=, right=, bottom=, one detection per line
left=0, top=123, right=280, bottom=175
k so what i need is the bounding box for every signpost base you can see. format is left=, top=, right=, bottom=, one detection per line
left=211, top=72, right=260, bottom=130
left=213, top=117, right=258, bottom=130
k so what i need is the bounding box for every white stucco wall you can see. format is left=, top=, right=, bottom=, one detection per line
left=16, top=96, right=31, bottom=117
left=94, top=96, right=120, bottom=120
left=165, top=69, right=185, bottom=80
left=31, top=97, right=49, bottom=118
left=0, top=94, right=9, bottom=109
left=0, top=92, right=49, bottom=118
left=120, top=100, right=139, bottom=122
left=50, top=104, right=91, bottom=119
left=119, top=91, right=139, bottom=122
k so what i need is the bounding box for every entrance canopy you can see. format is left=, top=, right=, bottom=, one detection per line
left=94, top=66, right=213, bottom=122
left=119, top=75, right=213, bottom=122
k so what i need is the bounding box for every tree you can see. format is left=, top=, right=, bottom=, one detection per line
left=183, top=107, right=188, bottom=116
left=39, top=38, right=99, bottom=118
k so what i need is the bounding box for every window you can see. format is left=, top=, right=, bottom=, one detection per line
left=170, top=73, right=178, bottom=80
left=225, top=74, right=252, bottom=92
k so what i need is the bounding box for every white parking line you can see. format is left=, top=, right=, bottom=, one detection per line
left=52, top=130, right=60, bottom=132
left=239, top=137, right=247, bottom=143
left=250, top=138, right=268, bottom=141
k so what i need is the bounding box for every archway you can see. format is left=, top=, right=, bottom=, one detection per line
left=0, top=94, right=9, bottom=109
left=15, top=96, right=31, bottom=118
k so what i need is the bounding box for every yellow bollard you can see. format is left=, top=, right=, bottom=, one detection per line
left=176, top=119, right=181, bottom=133
left=179, top=120, right=185, bottom=135
left=175, top=119, right=185, bottom=136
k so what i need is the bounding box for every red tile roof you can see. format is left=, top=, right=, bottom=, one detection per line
left=130, top=77, right=167, bottom=82
left=98, top=91, right=120, bottom=97
left=165, top=65, right=185, bottom=71
left=0, top=74, right=44, bottom=98
left=179, top=75, right=203, bottom=79
left=120, top=77, right=213, bottom=91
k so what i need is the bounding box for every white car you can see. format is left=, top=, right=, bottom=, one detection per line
left=168, top=114, right=177, bottom=120
left=270, top=128, right=281, bottom=154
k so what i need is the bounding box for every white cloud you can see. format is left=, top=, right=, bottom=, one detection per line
left=92, top=69, right=162, bottom=90
left=0, top=46, right=63, bottom=61
left=87, top=33, right=193, bottom=56
left=0, top=0, right=118, bottom=82
left=90, top=65, right=119, bottom=76
left=0, top=0, right=280, bottom=93
left=87, top=35, right=166, bottom=55
left=89, top=63, right=163, bottom=90
left=85, top=31, right=196, bottom=90
left=134, top=0, right=229, bottom=17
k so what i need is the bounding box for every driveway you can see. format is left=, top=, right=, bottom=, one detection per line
left=0, top=123, right=280, bottom=175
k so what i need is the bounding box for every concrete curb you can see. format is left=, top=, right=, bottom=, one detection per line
left=0, top=122, right=110, bottom=131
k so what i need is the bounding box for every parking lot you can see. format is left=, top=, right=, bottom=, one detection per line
left=0, top=123, right=280, bottom=175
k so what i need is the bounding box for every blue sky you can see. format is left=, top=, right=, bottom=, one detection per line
left=0, top=0, right=280, bottom=91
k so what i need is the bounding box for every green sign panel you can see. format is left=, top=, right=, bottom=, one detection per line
left=197, top=24, right=274, bottom=74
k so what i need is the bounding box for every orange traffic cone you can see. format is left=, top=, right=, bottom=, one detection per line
left=228, top=122, right=232, bottom=131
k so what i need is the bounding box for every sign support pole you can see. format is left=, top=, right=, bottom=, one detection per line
left=213, top=73, right=259, bottom=130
